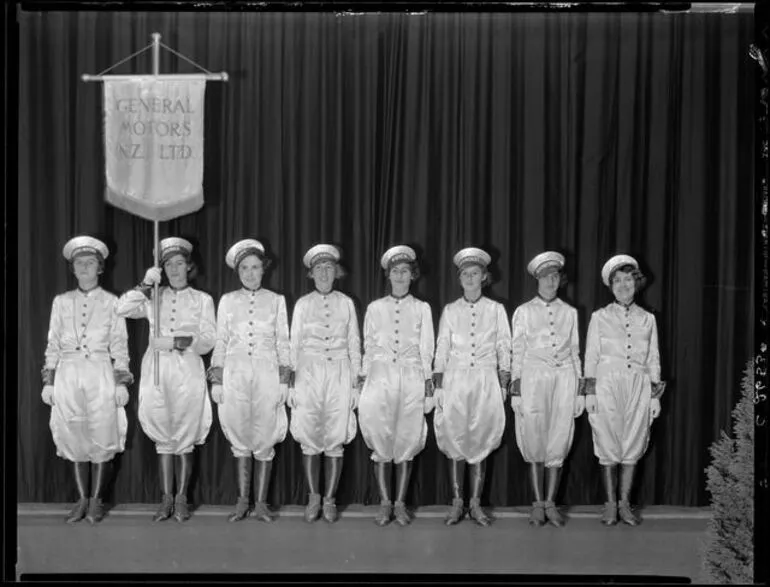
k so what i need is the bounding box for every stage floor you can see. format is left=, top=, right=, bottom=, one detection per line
left=16, top=504, right=710, bottom=581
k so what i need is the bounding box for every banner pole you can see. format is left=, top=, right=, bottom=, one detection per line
left=152, top=33, right=161, bottom=388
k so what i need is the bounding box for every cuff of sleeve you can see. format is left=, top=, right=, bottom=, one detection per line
left=134, top=283, right=153, bottom=299
left=432, top=372, right=444, bottom=389
left=582, top=377, right=597, bottom=396
left=510, top=378, right=521, bottom=397
left=279, top=365, right=292, bottom=385
left=425, top=379, right=435, bottom=397
left=651, top=381, right=667, bottom=399
left=113, top=370, right=134, bottom=386
left=41, top=368, right=56, bottom=386
left=173, top=336, right=194, bottom=352
left=207, top=366, right=223, bottom=385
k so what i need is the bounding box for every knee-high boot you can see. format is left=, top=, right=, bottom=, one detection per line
left=528, top=462, right=546, bottom=527
left=445, top=459, right=466, bottom=526
left=468, top=460, right=491, bottom=527
left=544, top=467, right=565, bottom=527
left=374, top=461, right=393, bottom=526
left=153, top=454, right=175, bottom=522
left=228, top=457, right=252, bottom=522
left=618, top=464, right=640, bottom=526
left=86, top=461, right=110, bottom=524
left=393, top=461, right=414, bottom=526
left=601, top=464, right=618, bottom=526
left=252, top=459, right=275, bottom=523
left=173, top=453, right=193, bottom=522
left=66, top=462, right=90, bottom=524
left=303, top=454, right=322, bottom=523
left=322, top=456, right=344, bottom=523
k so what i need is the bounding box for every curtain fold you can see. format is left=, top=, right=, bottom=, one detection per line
left=17, top=10, right=754, bottom=507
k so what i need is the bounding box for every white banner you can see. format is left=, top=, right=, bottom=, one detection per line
left=103, top=78, right=207, bottom=221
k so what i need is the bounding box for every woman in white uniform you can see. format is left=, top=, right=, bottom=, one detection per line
left=208, top=239, right=291, bottom=523
left=117, top=237, right=216, bottom=523
left=433, top=247, right=511, bottom=527
left=358, top=245, right=435, bottom=527
left=288, top=244, right=362, bottom=524
left=510, top=251, right=584, bottom=528
left=41, top=236, right=133, bottom=524
left=583, top=254, right=665, bottom=526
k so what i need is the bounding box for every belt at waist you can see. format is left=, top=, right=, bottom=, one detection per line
left=59, top=351, right=110, bottom=360
left=522, top=358, right=577, bottom=370
left=596, top=361, right=650, bottom=377
left=225, top=352, right=279, bottom=362
left=444, top=361, right=499, bottom=370
left=299, top=353, right=350, bottom=363
left=370, top=356, right=423, bottom=367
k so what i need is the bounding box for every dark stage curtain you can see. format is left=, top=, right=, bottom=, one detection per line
left=17, top=10, right=754, bottom=508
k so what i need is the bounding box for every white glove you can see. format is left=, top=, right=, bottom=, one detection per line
left=115, top=385, right=129, bottom=407
left=143, top=267, right=162, bottom=285
left=150, top=336, right=174, bottom=351
left=41, top=385, right=55, bottom=406
left=510, top=395, right=523, bottom=415
left=650, top=398, right=661, bottom=419
left=434, top=389, right=444, bottom=411
left=277, top=384, right=288, bottom=407
left=350, top=389, right=360, bottom=410
left=423, top=396, right=436, bottom=414
left=573, top=395, right=585, bottom=418
left=288, top=387, right=298, bottom=409
left=585, top=395, right=598, bottom=414
left=211, top=384, right=224, bottom=404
